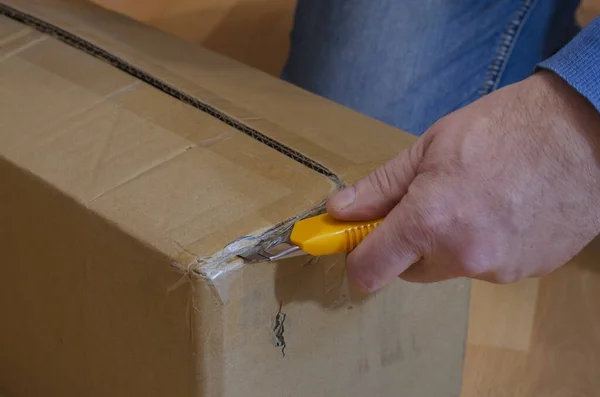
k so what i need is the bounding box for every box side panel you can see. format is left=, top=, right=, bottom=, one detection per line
left=0, top=156, right=196, bottom=397
left=193, top=255, right=470, bottom=397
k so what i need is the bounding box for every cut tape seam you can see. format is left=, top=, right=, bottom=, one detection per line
left=0, top=3, right=344, bottom=187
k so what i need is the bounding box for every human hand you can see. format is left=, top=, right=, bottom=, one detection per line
left=328, top=71, right=600, bottom=292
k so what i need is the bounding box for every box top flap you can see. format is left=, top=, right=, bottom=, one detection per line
left=0, top=1, right=415, bottom=277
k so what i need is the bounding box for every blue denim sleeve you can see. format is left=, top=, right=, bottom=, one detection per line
left=538, top=17, right=600, bottom=113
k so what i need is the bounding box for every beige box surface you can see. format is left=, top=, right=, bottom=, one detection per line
left=0, top=1, right=470, bottom=396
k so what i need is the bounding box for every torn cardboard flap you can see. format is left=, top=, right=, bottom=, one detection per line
left=190, top=200, right=330, bottom=303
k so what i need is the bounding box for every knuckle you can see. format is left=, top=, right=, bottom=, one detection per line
left=381, top=216, right=422, bottom=264
left=418, top=212, right=443, bottom=238
left=460, top=261, right=486, bottom=278
left=367, top=166, right=395, bottom=199
left=384, top=220, right=415, bottom=256
left=426, top=115, right=453, bottom=137
left=394, top=214, right=440, bottom=256
left=456, top=250, right=501, bottom=280
left=413, top=203, right=455, bottom=244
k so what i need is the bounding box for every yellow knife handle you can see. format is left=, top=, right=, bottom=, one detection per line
left=289, top=213, right=383, bottom=257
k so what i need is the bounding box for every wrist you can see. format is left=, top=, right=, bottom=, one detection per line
left=523, top=70, right=600, bottom=240
left=531, top=70, right=600, bottom=148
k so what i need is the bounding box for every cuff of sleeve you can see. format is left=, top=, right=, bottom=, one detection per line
left=537, top=17, right=600, bottom=114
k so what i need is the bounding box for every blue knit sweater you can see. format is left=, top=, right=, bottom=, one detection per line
left=539, top=17, right=600, bottom=112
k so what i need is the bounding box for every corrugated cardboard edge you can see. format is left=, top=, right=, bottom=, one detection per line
left=188, top=201, right=329, bottom=303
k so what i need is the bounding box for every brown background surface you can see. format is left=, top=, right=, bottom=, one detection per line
left=89, top=1, right=600, bottom=395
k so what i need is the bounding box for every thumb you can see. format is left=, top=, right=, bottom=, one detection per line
left=327, top=135, right=430, bottom=221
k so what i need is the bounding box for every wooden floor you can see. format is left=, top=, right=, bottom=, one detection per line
left=92, top=1, right=600, bottom=395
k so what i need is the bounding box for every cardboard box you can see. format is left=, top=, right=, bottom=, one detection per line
left=0, top=1, right=470, bottom=396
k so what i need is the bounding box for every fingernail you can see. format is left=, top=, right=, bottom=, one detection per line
left=330, top=186, right=356, bottom=211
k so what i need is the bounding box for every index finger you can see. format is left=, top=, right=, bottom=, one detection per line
left=345, top=198, right=425, bottom=292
